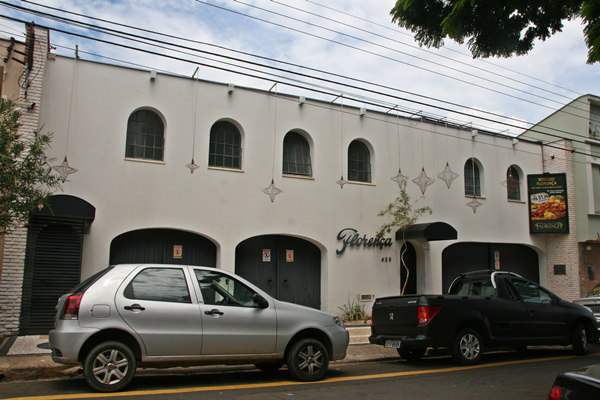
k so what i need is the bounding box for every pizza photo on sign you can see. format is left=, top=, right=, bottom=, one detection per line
left=530, top=195, right=567, bottom=220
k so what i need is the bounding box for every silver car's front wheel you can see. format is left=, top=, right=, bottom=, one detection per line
left=286, top=338, right=329, bottom=381
left=83, top=341, right=136, bottom=392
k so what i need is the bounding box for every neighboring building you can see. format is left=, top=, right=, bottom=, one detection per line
left=0, top=25, right=51, bottom=336
left=520, top=94, right=600, bottom=299
left=1, top=26, right=556, bottom=337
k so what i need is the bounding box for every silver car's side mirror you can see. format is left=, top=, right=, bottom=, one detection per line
left=254, top=293, right=269, bottom=309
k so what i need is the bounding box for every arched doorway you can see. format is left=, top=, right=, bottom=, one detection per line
left=442, top=243, right=540, bottom=292
left=20, top=195, right=95, bottom=335
left=110, top=229, right=216, bottom=267
left=235, top=235, right=321, bottom=309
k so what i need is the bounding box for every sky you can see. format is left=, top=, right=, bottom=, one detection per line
left=0, top=0, right=598, bottom=136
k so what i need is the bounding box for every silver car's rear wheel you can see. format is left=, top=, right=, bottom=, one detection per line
left=286, top=338, right=329, bottom=381
left=83, top=341, right=136, bottom=392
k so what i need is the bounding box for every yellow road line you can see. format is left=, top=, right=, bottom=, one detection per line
left=5, top=352, right=600, bottom=400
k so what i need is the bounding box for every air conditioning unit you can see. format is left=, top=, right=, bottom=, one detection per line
left=359, top=293, right=374, bottom=302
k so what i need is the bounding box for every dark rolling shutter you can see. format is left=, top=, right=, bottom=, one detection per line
left=19, top=217, right=84, bottom=335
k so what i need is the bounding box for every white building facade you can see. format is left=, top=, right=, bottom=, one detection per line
left=1, top=27, right=557, bottom=336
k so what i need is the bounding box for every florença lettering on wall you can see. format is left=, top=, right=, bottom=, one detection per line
left=336, top=228, right=393, bottom=255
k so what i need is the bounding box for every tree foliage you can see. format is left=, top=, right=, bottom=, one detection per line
left=0, top=97, right=61, bottom=235
left=376, top=182, right=432, bottom=294
left=390, top=0, right=600, bottom=64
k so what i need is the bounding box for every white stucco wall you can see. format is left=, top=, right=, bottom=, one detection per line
left=38, top=56, right=547, bottom=314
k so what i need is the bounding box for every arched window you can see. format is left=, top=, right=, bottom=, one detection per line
left=208, top=121, right=242, bottom=169
left=464, top=158, right=481, bottom=196
left=283, top=131, right=312, bottom=176
left=507, top=166, right=521, bottom=201
left=125, top=109, right=164, bottom=161
left=348, top=140, right=371, bottom=183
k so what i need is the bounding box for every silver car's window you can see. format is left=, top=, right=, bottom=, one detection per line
left=195, top=270, right=258, bottom=307
left=124, top=268, right=191, bottom=303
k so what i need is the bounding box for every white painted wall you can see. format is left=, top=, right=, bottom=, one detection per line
left=39, top=56, right=546, bottom=314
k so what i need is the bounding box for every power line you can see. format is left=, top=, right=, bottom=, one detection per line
left=271, top=0, right=576, bottom=103
left=209, top=0, right=573, bottom=111
left=7, top=0, right=590, bottom=136
left=0, top=5, right=594, bottom=152
left=304, top=0, right=583, bottom=98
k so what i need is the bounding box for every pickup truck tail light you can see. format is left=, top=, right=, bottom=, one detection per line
left=547, top=386, right=561, bottom=400
left=418, top=305, right=442, bottom=325
left=60, top=293, right=84, bottom=320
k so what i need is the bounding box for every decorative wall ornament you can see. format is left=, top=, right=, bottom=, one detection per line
left=262, top=179, right=283, bottom=203
left=186, top=159, right=199, bottom=174
left=412, top=167, right=435, bottom=194
left=337, top=175, right=348, bottom=188
left=391, top=169, right=408, bottom=188
left=187, top=67, right=200, bottom=174
left=437, top=162, right=459, bottom=189
left=53, top=156, right=78, bottom=182
left=466, top=196, right=483, bottom=213
left=54, top=49, right=79, bottom=181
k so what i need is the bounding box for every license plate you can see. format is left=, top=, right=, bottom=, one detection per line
left=385, top=340, right=401, bottom=348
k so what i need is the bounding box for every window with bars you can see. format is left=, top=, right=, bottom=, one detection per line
left=348, top=140, right=371, bottom=183
left=125, top=109, right=164, bottom=161
left=208, top=121, right=242, bottom=169
left=283, top=131, right=312, bottom=176
left=507, top=166, right=521, bottom=201
left=464, top=158, right=481, bottom=196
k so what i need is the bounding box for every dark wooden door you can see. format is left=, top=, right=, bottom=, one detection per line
left=235, top=235, right=321, bottom=309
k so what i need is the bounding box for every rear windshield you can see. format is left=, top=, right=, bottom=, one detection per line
left=450, top=278, right=495, bottom=296
left=69, top=266, right=114, bottom=294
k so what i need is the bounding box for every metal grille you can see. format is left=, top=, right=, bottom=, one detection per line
left=348, top=140, right=371, bottom=183
left=208, top=121, right=242, bottom=169
left=19, top=217, right=84, bottom=335
left=283, top=132, right=312, bottom=176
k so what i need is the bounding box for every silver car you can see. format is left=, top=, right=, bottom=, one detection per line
left=573, top=283, right=600, bottom=330
left=49, top=264, right=349, bottom=392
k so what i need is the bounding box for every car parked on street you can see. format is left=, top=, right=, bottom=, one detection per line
left=548, top=364, right=600, bottom=399
left=370, top=270, right=598, bottom=365
left=49, top=264, right=349, bottom=392
left=573, top=283, right=600, bottom=331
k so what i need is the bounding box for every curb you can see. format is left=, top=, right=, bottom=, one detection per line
left=0, top=343, right=398, bottom=383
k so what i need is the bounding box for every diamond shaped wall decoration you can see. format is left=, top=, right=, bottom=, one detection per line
left=52, top=156, right=78, bottom=182
left=391, top=169, right=409, bottom=188
left=262, top=179, right=283, bottom=202
left=437, top=162, right=459, bottom=189
left=412, top=168, right=435, bottom=194
left=186, top=159, right=199, bottom=174
left=336, top=175, right=348, bottom=189
left=466, top=197, right=483, bottom=213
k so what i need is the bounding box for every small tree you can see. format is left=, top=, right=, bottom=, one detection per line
left=376, top=181, right=432, bottom=295
left=0, top=97, right=61, bottom=235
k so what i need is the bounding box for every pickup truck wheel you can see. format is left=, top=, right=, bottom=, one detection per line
left=255, top=361, right=284, bottom=373
left=451, top=328, right=483, bottom=365
left=286, top=338, right=329, bottom=381
left=571, top=322, right=589, bottom=355
left=398, top=347, right=426, bottom=362
left=83, top=341, right=136, bottom=392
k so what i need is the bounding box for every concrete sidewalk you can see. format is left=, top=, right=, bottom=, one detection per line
left=0, top=325, right=399, bottom=382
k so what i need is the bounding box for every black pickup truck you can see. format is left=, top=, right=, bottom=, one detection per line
left=369, top=270, right=599, bottom=365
